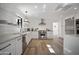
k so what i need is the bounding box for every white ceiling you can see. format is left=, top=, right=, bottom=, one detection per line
left=0, top=3, right=59, bottom=19
left=16, top=3, right=79, bottom=20
left=17, top=3, right=59, bottom=18
left=0, top=3, right=79, bottom=21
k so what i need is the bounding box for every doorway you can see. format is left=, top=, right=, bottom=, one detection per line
left=52, top=22, right=59, bottom=36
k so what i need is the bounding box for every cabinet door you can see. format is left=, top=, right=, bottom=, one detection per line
left=31, top=32, right=38, bottom=38
left=0, top=42, right=11, bottom=55
left=10, top=37, right=22, bottom=55
left=65, top=17, right=74, bottom=34
left=26, top=32, right=32, bottom=45
left=47, top=32, right=53, bottom=38
left=16, top=37, right=22, bottom=55
left=76, top=19, right=79, bottom=34
left=9, top=39, right=17, bottom=55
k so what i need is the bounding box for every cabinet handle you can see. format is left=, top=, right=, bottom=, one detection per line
left=0, top=44, right=11, bottom=51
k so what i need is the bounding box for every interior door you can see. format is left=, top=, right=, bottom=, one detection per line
left=53, top=22, right=59, bottom=36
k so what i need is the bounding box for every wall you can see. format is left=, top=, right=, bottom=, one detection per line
left=0, top=3, right=25, bottom=55
left=28, top=14, right=62, bottom=38
left=60, top=7, right=79, bottom=55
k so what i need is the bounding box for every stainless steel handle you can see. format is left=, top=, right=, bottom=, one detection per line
left=0, top=44, right=11, bottom=51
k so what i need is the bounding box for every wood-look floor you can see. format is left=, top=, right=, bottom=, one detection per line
left=23, top=38, right=63, bottom=55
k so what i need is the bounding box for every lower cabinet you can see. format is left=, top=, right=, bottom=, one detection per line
left=0, top=42, right=12, bottom=55
left=26, top=32, right=32, bottom=45
left=0, top=36, right=22, bottom=55
left=31, top=32, right=38, bottom=38
left=47, top=32, right=53, bottom=38
left=16, top=37, right=22, bottom=55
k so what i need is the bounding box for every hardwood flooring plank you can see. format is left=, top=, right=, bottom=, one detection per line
left=23, top=38, right=63, bottom=55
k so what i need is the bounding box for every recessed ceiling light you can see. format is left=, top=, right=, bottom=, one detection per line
left=62, top=3, right=69, bottom=7
left=57, top=8, right=62, bottom=12
left=34, top=5, right=38, bottom=8
left=42, top=4, right=46, bottom=12
left=43, top=4, right=46, bottom=9
left=74, top=7, right=77, bottom=10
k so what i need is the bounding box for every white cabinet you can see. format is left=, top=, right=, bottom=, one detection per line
left=0, top=36, right=22, bottom=55
left=47, top=32, right=53, bottom=38
left=65, top=17, right=79, bottom=35
left=31, top=32, right=38, bottom=38
left=16, top=37, right=22, bottom=55
left=65, top=17, right=74, bottom=34
left=10, top=39, right=17, bottom=55
left=11, top=37, right=22, bottom=55
left=10, top=37, right=22, bottom=55
left=26, top=32, right=32, bottom=45
left=0, top=42, right=11, bottom=55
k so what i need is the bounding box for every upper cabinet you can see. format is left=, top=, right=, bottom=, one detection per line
left=65, top=17, right=74, bottom=34
left=0, top=36, right=22, bottom=55
left=76, top=19, right=79, bottom=34
left=65, top=16, right=79, bottom=35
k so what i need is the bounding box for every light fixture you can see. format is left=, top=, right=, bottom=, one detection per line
left=62, top=3, right=69, bottom=7
left=57, top=8, right=63, bottom=12
left=43, top=4, right=46, bottom=9
left=42, top=4, right=46, bottom=12
left=39, top=18, right=46, bottom=25
left=25, top=10, right=28, bottom=13
left=73, top=7, right=78, bottom=17
left=34, top=5, right=38, bottom=8
left=24, top=10, right=30, bottom=23
left=74, top=7, right=77, bottom=10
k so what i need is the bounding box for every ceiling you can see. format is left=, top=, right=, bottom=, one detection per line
left=16, top=3, right=79, bottom=20
left=0, top=3, right=79, bottom=20
left=17, top=3, right=59, bottom=18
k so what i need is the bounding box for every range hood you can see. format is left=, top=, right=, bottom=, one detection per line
left=39, top=18, right=46, bottom=25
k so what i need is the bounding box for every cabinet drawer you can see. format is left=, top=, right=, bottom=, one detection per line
left=0, top=36, right=22, bottom=55
left=0, top=42, right=11, bottom=55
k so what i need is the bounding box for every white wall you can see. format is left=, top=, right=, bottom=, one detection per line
left=28, top=14, right=62, bottom=38
left=0, top=3, right=25, bottom=55
left=60, top=7, right=79, bottom=55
